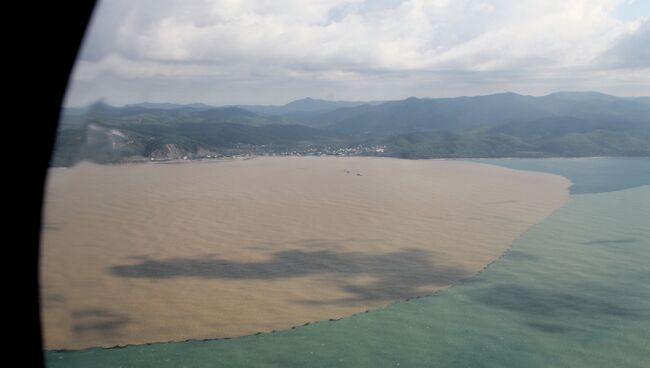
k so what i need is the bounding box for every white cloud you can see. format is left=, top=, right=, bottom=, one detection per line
left=66, top=0, right=650, bottom=106
left=595, top=18, right=650, bottom=68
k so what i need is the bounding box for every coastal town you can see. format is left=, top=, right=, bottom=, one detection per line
left=146, top=144, right=389, bottom=162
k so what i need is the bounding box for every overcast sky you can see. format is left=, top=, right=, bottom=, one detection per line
left=64, top=0, right=650, bottom=107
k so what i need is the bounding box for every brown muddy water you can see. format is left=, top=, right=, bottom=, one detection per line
left=40, top=156, right=569, bottom=349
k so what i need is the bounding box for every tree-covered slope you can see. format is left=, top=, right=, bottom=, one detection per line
left=52, top=92, right=650, bottom=166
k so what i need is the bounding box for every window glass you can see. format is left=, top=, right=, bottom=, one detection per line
left=43, top=1, right=650, bottom=367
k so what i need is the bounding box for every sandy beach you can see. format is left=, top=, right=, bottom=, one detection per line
left=40, top=157, right=570, bottom=349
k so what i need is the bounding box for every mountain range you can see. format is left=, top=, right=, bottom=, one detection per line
left=52, top=91, right=650, bottom=166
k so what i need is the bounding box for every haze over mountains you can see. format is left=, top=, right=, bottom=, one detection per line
left=53, top=92, right=650, bottom=166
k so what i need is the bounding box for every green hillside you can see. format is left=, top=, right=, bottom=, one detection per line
left=52, top=92, right=650, bottom=166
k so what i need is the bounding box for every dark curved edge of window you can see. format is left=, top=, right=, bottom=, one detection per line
left=17, top=2, right=97, bottom=366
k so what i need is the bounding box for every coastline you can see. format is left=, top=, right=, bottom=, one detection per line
left=48, top=153, right=650, bottom=169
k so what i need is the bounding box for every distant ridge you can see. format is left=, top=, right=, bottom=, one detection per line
left=53, top=91, right=650, bottom=166
left=236, top=97, right=384, bottom=115
left=124, top=102, right=214, bottom=110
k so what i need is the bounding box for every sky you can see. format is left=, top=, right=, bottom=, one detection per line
left=64, top=0, right=650, bottom=107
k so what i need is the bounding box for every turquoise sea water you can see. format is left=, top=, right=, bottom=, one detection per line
left=45, top=158, right=650, bottom=368
left=469, top=157, right=650, bottom=194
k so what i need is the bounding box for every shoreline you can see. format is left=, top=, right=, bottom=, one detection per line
left=48, top=153, right=650, bottom=169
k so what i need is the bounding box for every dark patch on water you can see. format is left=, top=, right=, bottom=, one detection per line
left=71, top=309, right=130, bottom=337
left=471, top=284, right=639, bottom=319
left=110, top=248, right=468, bottom=304
left=458, top=277, right=487, bottom=285
left=504, top=250, right=539, bottom=261
left=582, top=238, right=638, bottom=245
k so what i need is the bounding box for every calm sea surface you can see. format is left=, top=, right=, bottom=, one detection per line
left=45, top=157, right=650, bottom=368
left=471, top=157, right=650, bottom=194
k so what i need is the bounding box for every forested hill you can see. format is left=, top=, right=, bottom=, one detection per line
left=53, top=92, right=650, bottom=166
